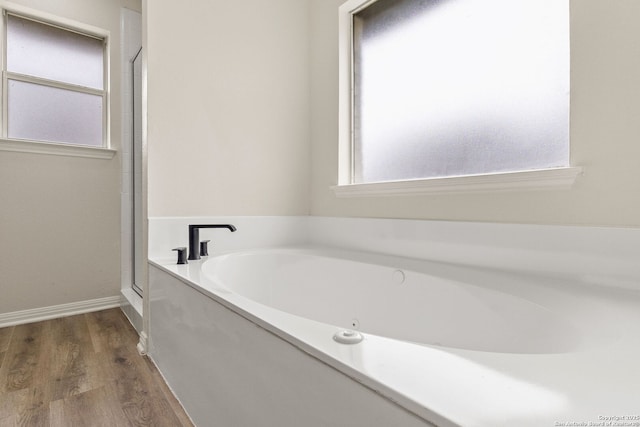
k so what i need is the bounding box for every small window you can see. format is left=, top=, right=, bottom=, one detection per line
left=341, top=0, right=570, bottom=185
left=2, top=13, right=106, bottom=147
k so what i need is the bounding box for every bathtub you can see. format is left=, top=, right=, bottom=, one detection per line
left=149, top=246, right=640, bottom=427
left=203, top=248, right=583, bottom=354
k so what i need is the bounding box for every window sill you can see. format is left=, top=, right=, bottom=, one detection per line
left=0, top=138, right=116, bottom=159
left=331, top=167, right=583, bottom=197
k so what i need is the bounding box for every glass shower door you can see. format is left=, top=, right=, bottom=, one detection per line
left=132, top=47, right=143, bottom=296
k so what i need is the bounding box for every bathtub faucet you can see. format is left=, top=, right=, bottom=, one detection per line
left=188, top=224, right=237, bottom=260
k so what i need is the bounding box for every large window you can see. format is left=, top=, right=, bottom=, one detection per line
left=2, top=12, right=107, bottom=148
left=337, top=0, right=576, bottom=194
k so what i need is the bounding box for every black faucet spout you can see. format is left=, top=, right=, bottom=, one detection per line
left=188, top=224, right=236, bottom=260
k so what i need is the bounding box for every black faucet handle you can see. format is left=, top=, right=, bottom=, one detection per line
left=200, top=240, right=211, bottom=257
left=172, top=247, right=188, bottom=265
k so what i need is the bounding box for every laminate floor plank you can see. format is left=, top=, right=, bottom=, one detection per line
left=0, top=327, right=13, bottom=353
left=0, top=309, right=194, bottom=427
left=58, top=384, right=131, bottom=427
left=0, top=328, right=12, bottom=386
left=85, top=309, right=138, bottom=354
left=143, top=356, right=195, bottom=427
left=49, top=315, right=100, bottom=400
left=0, top=322, right=49, bottom=393
left=0, top=386, right=50, bottom=427
left=49, top=399, right=64, bottom=427
left=97, top=340, right=186, bottom=426
left=0, top=388, right=28, bottom=420
left=15, top=385, right=51, bottom=426
left=0, top=415, right=16, bottom=427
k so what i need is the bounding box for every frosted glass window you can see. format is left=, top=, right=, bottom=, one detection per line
left=6, top=15, right=104, bottom=89
left=2, top=12, right=107, bottom=147
left=352, top=0, right=569, bottom=184
left=7, top=80, right=103, bottom=147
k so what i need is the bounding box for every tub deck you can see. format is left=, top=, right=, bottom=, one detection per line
left=150, top=246, right=640, bottom=427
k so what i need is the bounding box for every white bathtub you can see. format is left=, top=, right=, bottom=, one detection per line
left=203, top=248, right=581, bottom=354
left=149, top=245, right=640, bottom=427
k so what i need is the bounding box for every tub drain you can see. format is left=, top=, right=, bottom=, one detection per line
left=333, top=329, right=363, bottom=345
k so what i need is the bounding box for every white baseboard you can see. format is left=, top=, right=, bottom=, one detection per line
left=0, top=296, right=121, bottom=328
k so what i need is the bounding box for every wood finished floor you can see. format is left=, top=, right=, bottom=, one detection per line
left=0, top=308, right=193, bottom=427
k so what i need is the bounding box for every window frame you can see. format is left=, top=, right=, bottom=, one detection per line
left=334, top=0, right=581, bottom=197
left=0, top=2, right=114, bottom=159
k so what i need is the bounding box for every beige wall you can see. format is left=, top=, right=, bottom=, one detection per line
left=310, top=0, right=640, bottom=227
left=146, top=0, right=640, bottom=227
left=0, top=0, right=141, bottom=314
left=146, top=0, right=310, bottom=217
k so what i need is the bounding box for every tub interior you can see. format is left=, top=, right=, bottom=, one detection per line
left=202, top=249, right=582, bottom=354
